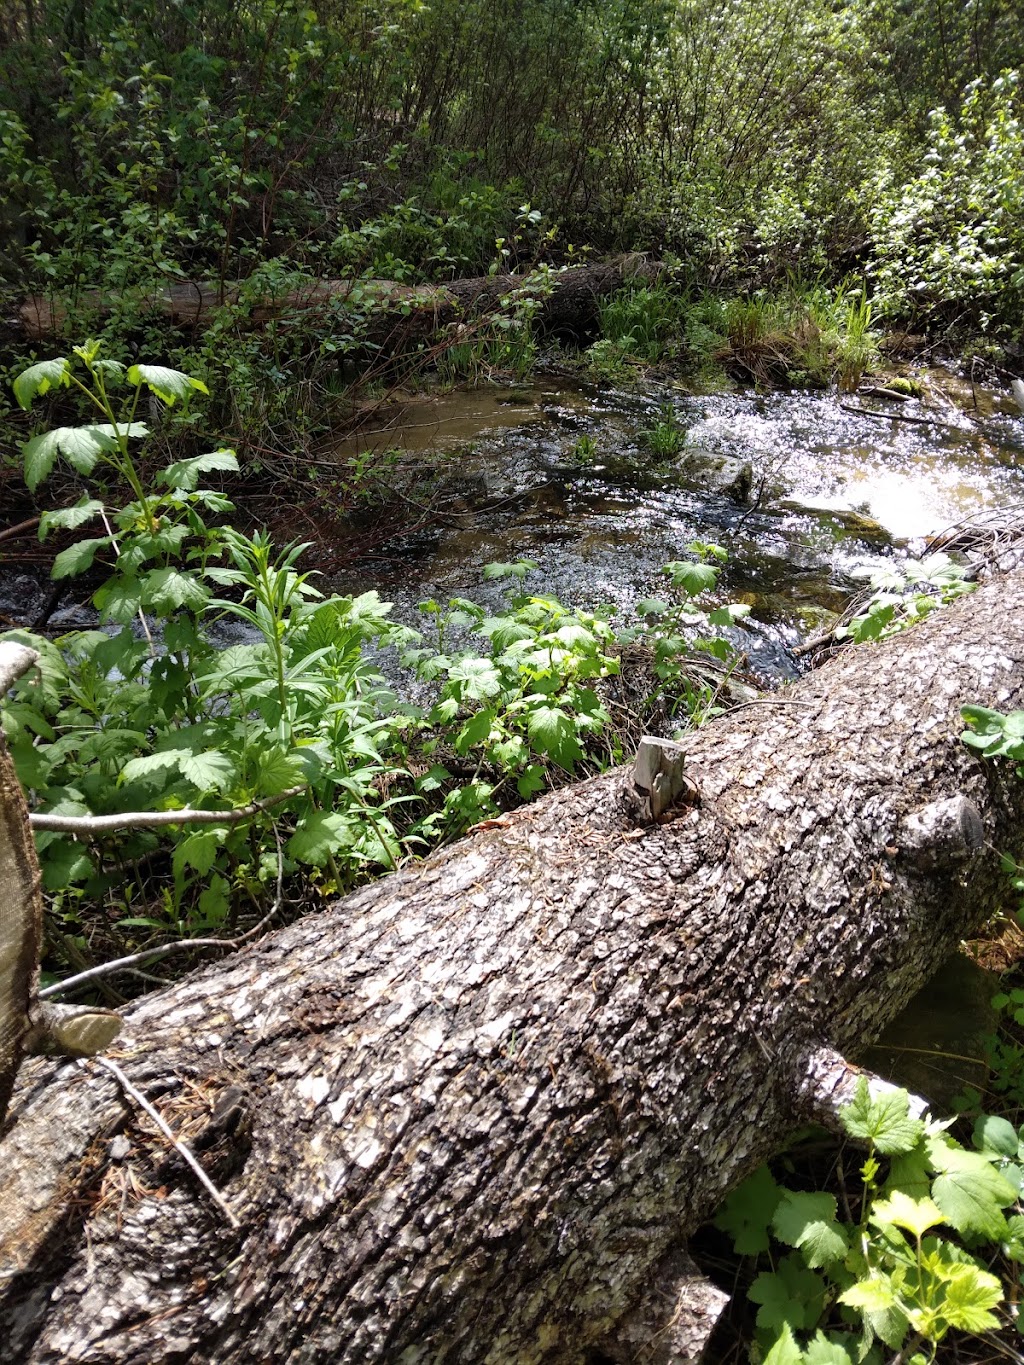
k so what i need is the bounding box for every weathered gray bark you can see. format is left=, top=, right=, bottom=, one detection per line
left=2, top=570, right=1024, bottom=1364
left=16, top=259, right=662, bottom=344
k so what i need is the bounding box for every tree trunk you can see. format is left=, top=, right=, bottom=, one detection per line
left=15, top=259, right=663, bottom=346
left=2, top=571, right=1024, bottom=1364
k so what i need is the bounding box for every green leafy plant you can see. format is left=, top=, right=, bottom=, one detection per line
left=715, top=1079, right=1020, bottom=1364
left=640, top=403, right=687, bottom=458
left=2, top=345, right=413, bottom=945
left=403, top=561, right=622, bottom=838
left=623, top=542, right=750, bottom=719
left=839, top=555, right=975, bottom=644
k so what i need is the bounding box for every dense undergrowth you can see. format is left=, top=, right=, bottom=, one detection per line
left=2, top=0, right=1024, bottom=1357
left=1, top=0, right=1022, bottom=465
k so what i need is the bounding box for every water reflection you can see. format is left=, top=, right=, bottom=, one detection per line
left=327, top=374, right=1024, bottom=681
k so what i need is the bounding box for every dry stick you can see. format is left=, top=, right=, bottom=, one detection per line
left=0, top=516, right=41, bottom=544
left=39, top=825, right=289, bottom=1001
left=30, top=785, right=305, bottom=835
left=88, top=1055, right=241, bottom=1229
left=838, top=401, right=966, bottom=433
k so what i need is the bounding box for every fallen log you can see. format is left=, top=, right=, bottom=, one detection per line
left=2, top=569, right=1024, bottom=1363
left=14, top=258, right=663, bottom=345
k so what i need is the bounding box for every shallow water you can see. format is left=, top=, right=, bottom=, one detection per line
left=327, top=373, right=1024, bottom=680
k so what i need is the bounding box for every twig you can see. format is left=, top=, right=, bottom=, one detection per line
left=40, top=825, right=287, bottom=1000
left=838, top=401, right=965, bottom=432
left=88, top=1055, right=241, bottom=1229
left=30, top=785, right=305, bottom=834
left=0, top=516, right=41, bottom=544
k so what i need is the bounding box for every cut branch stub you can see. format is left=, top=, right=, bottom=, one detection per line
left=901, top=794, right=985, bottom=866
left=629, top=735, right=699, bottom=822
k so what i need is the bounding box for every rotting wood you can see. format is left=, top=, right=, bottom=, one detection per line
left=16, top=258, right=664, bottom=345
left=2, top=571, right=1024, bottom=1363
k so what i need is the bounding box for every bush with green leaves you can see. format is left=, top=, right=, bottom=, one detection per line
left=867, top=71, right=1024, bottom=334
left=401, top=561, right=622, bottom=837
left=623, top=543, right=750, bottom=719
left=2, top=344, right=414, bottom=942
left=716, top=1079, right=1022, bottom=1364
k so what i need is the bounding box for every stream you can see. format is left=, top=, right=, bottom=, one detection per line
left=328, top=369, right=1024, bottom=681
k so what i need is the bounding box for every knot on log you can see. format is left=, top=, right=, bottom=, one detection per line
left=901, top=795, right=985, bottom=866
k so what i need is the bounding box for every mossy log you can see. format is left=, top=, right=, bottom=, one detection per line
left=16, top=258, right=663, bottom=347
left=2, top=571, right=1024, bottom=1363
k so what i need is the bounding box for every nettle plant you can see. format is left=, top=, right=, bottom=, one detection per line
left=625, top=542, right=750, bottom=718
left=716, top=1079, right=1022, bottom=1365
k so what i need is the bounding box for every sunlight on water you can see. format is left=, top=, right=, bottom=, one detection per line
left=328, top=371, right=1024, bottom=679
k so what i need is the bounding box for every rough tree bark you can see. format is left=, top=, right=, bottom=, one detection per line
left=15, top=259, right=662, bottom=346
left=2, top=570, right=1024, bottom=1364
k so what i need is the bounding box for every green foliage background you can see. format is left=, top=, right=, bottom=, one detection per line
left=0, top=0, right=1021, bottom=338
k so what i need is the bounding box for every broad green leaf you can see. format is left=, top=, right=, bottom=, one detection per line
left=455, top=707, right=496, bottom=754
left=709, top=602, right=751, bottom=626
left=526, top=704, right=585, bottom=770
left=762, top=1323, right=803, bottom=1365
left=142, top=567, right=210, bottom=613
left=197, top=873, right=230, bottom=926
left=256, top=748, right=309, bottom=795
left=840, top=1078, right=925, bottom=1154
left=750, top=1255, right=825, bottom=1332
left=40, top=498, right=105, bottom=538
left=974, top=1114, right=1019, bottom=1157
left=93, top=575, right=143, bottom=622
left=127, top=363, right=209, bottom=405
left=478, top=617, right=534, bottom=650
left=39, top=837, right=95, bottom=890
left=52, top=536, right=111, bottom=579
left=803, top=1334, right=856, bottom=1365
left=773, top=1190, right=849, bottom=1267
left=884, top=1144, right=932, bottom=1201
left=936, top=1262, right=1002, bottom=1333
left=13, top=357, right=70, bottom=409
left=448, top=657, right=502, bottom=701
left=928, top=1140, right=1016, bottom=1239
left=715, top=1164, right=783, bottom=1255
left=76, top=728, right=145, bottom=765
left=179, top=750, right=235, bottom=793
left=516, top=764, right=546, bottom=799
left=119, top=751, right=184, bottom=784
left=840, top=1274, right=898, bottom=1313
left=482, top=559, right=538, bottom=580
left=1002, top=1213, right=1024, bottom=1262
left=663, top=560, right=718, bottom=597
left=492, top=736, right=528, bottom=769
left=431, top=697, right=460, bottom=724
left=173, top=829, right=221, bottom=878
left=870, top=1190, right=944, bottom=1238
left=160, top=448, right=238, bottom=491
left=23, top=425, right=125, bottom=487
left=287, top=810, right=357, bottom=865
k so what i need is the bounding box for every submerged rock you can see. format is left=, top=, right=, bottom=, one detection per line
left=673, top=448, right=753, bottom=504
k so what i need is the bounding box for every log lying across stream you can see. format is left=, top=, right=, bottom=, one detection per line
left=15, top=258, right=664, bottom=345
left=2, top=570, right=1024, bottom=1363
